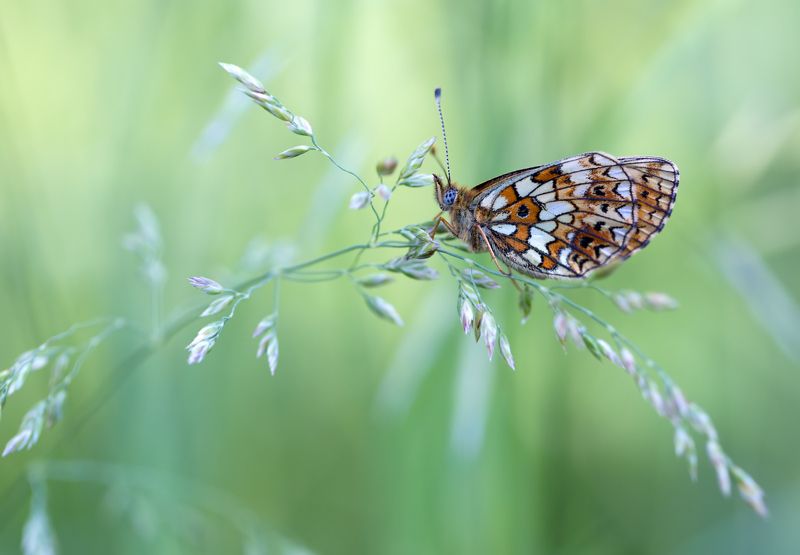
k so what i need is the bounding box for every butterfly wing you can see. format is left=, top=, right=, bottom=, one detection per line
left=471, top=152, right=678, bottom=279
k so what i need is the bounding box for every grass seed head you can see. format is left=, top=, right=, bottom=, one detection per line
left=397, top=137, right=435, bottom=183
left=619, top=348, right=637, bottom=375
left=187, top=276, right=224, bottom=295
left=397, top=173, right=434, bottom=188
left=376, top=156, right=398, bottom=176
left=267, top=338, right=279, bottom=376
left=287, top=115, right=313, bottom=136
left=186, top=321, right=223, bottom=364
left=707, top=441, right=731, bottom=496
left=644, top=292, right=679, bottom=311
left=364, top=295, right=404, bottom=326
left=553, top=312, right=569, bottom=345
left=357, top=274, right=394, bottom=288
left=200, top=295, right=234, bottom=317
left=219, top=62, right=265, bottom=93
left=252, top=315, right=277, bottom=338
left=374, top=184, right=392, bottom=201
left=674, top=427, right=698, bottom=481
left=518, top=285, right=533, bottom=324
left=461, top=269, right=500, bottom=289
left=499, top=334, right=515, bottom=370
left=481, top=312, right=497, bottom=360
left=257, top=331, right=276, bottom=359
left=275, top=145, right=314, bottom=160
left=458, top=297, right=474, bottom=335
left=348, top=191, right=371, bottom=210
left=596, top=339, right=623, bottom=367
left=731, top=465, right=768, bottom=517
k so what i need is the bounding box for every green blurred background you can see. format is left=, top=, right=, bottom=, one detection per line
left=1, top=0, right=799, bottom=553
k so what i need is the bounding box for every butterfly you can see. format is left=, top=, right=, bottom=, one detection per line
left=430, top=90, right=678, bottom=280
left=432, top=152, right=679, bottom=279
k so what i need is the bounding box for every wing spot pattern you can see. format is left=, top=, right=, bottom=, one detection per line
left=466, top=152, right=679, bottom=279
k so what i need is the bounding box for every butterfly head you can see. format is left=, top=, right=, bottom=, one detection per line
left=432, top=89, right=461, bottom=212
left=434, top=173, right=459, bottom=211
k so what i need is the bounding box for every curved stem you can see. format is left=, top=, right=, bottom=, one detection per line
left=39, top=318, right=116, bottom=349
left=311, top=136, right=381, bottom=227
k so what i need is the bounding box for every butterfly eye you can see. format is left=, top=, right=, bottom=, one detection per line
left=443, top=187, right=458, bottom=207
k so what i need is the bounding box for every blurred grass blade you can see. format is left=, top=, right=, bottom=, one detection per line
left=374, top=287, right=451, bottom=418
left=713, top=232, right=800, bottom=361
left=449, top=340, right=493, bottom=460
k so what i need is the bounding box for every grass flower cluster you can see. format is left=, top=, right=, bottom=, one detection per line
left=210, top=62, right=766, bottom=516
left=1, top=319, right=124, bottom=458
left=0, top=61, right=766, bottom=550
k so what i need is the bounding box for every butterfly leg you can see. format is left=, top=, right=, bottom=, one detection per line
left=428, top=212, right=457, bottom=241
left=476, top=225, right=524, bottom=293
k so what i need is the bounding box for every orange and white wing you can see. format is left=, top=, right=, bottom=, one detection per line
left=471, top=152, right=679, bottom=279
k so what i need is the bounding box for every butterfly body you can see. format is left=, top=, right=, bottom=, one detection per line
left=434, top=151, right=679, bottom=280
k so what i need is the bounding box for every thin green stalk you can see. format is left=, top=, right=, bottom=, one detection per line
left=39, top=318, right=115, bottom=349
left=311, top=136, right=381, bottom=226
left=56, top=320, right=125, bottom=390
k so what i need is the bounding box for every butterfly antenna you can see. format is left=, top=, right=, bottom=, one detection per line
left=434, top=88, right=451, bottom=185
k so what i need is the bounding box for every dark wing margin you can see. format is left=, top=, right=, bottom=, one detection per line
left=616, top=156, right=679, bottom=257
